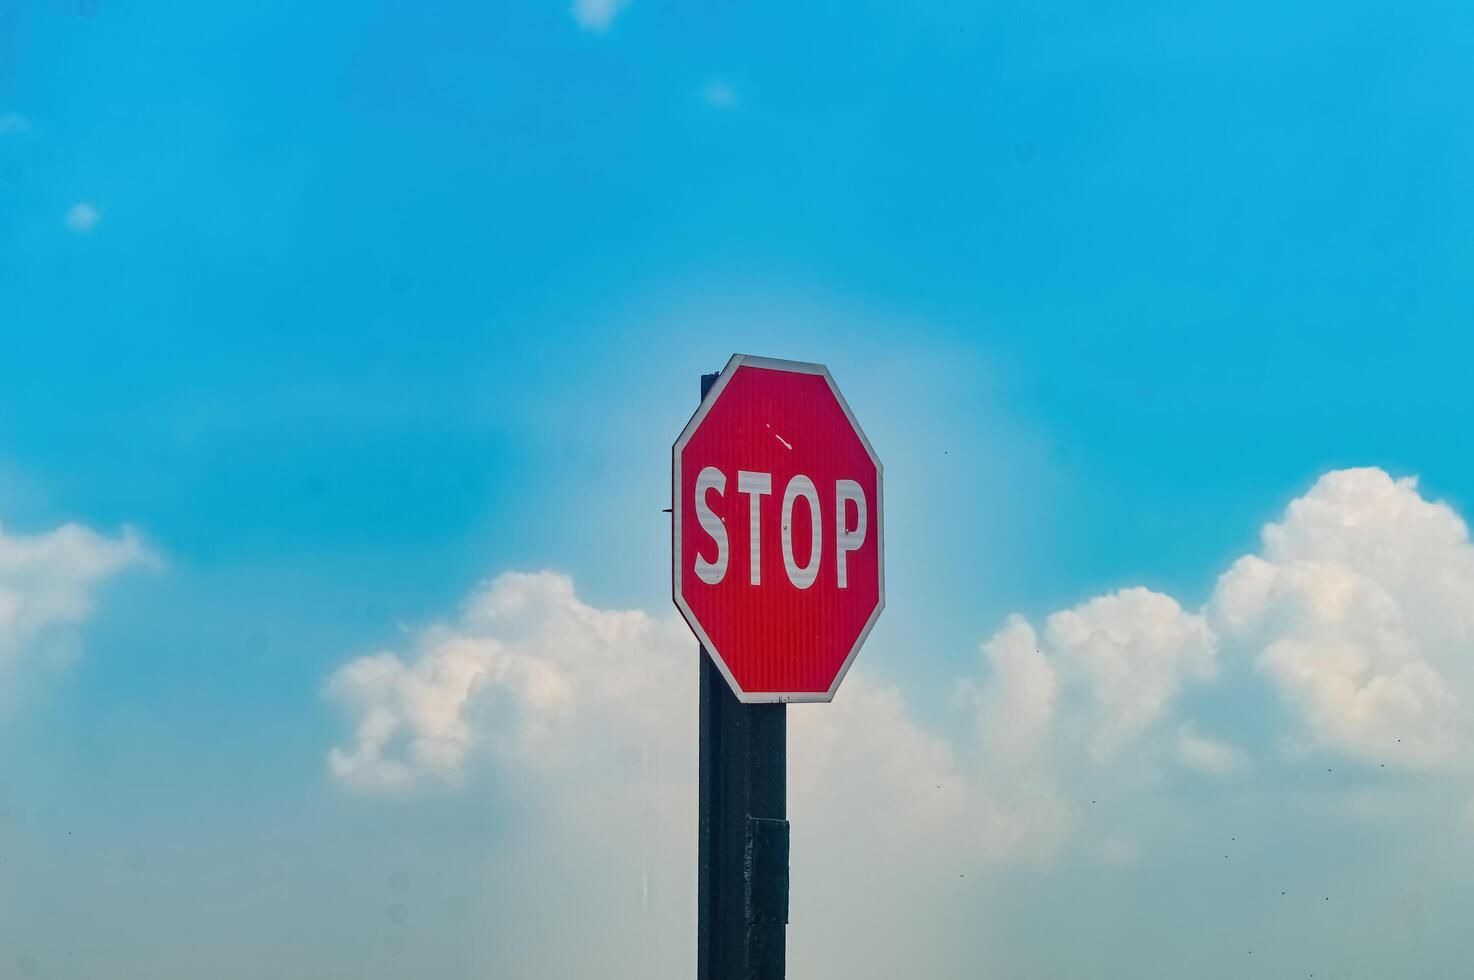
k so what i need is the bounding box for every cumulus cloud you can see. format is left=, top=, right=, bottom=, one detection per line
left=968, top=615, right=1055, bottom=765
left=969, top=467, right=1474, bottom=777
left=324, top=570, right=1067, bottom=864
left=321, top=573, right=1091, bottom=980
left=1045, top=587, right=1216, bottom=759
left=959, top=585, right=1217, bottom=797
left=571, top=0, right=628, bottom=31
left=0, top=521, right=154, bottom=668
left=1209, top=468, right=1474, bottom=767
left=66, top=202, right=100, bottom=233
left=324, top=571, right=689, bottom=792
left=947, top=586, right=1221, bottom=858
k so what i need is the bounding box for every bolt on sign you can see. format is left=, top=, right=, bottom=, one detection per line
left=672, top=354, right=884, bottom=702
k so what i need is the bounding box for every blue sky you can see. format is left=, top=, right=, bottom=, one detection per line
left=4, top=1, right=1474, bottom=977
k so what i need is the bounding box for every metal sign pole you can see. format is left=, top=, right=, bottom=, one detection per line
left=696, top=370, right=790, bottom=980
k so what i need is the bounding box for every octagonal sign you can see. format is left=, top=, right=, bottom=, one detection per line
left=672, top=354, right=884, bottom=703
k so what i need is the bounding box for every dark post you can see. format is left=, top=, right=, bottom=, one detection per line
left=697, top=371, right=789, bottom=980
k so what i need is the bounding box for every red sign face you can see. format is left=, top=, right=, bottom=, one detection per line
left=672, top=355, right=884, bottom=703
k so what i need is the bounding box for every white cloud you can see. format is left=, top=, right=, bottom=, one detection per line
left=324, top=571, right=687, bottom=792
left=323, top=570, right=1066, bottom=863
left=571, top=0, right=628, bottom=31
left=1045, top=587, right=1216, bottom=759
left=966, top=586, right=1216, bottom=787
left=0, top=111, right=30, bottom=136
left=967, top=467, right=1474, bottom=775
left=961, top=614, right=1055, bottom=766
left=0, top=521, right=154, bottom=669
left=700, top=79, right=738, bottom=109
left=954, top=587, right=1219, bottom=859
left=322, top=571, right=1082, bottom=980
left=66, top=202, right=100, bottom=233
left=1208, top=468, right=1474, bottom=768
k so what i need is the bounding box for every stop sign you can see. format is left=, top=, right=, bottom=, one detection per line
left=672, top=354, right=884, bottom=703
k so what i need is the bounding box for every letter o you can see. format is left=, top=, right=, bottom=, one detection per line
left=781, top=474, right=822, bottom=589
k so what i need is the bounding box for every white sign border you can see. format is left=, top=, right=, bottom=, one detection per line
left=672, top=353, right=886, bottom=704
